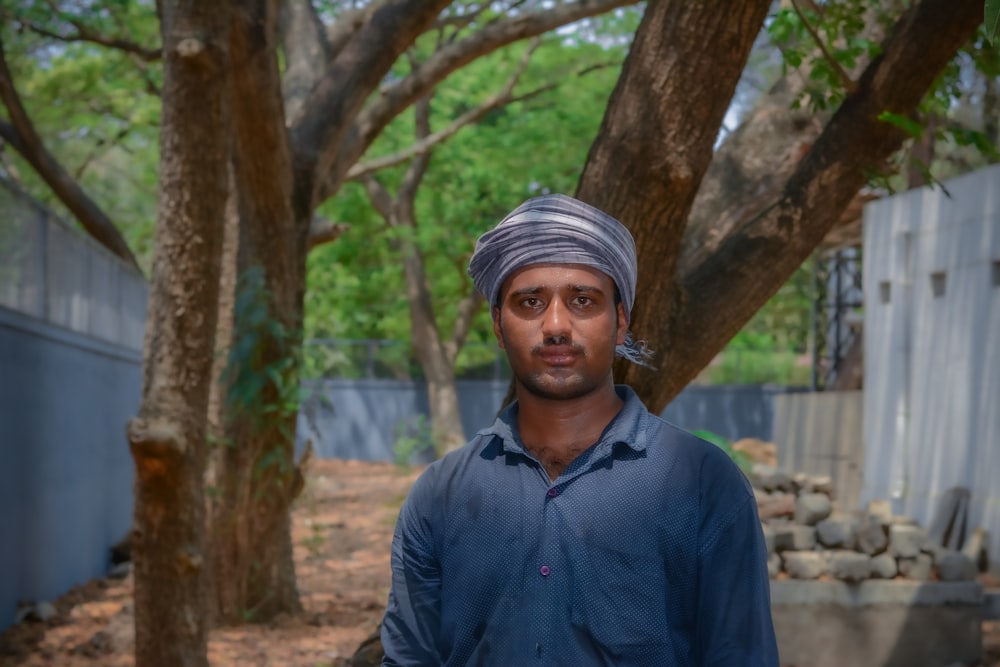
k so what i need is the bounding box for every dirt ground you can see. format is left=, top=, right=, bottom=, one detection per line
left=0, top=459, right=420, bottom=667
left=0, top=458, right=998, bottom=667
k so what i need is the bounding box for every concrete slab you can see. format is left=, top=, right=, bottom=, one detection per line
left=985, top=588, right=1000, bottom=620
left=771, top=580, right=984, bottom=667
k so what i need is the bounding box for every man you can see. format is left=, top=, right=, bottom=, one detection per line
left=380, top=194, right=779, bottom=666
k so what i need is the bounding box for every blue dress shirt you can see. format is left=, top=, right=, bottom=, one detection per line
left=381, top=386, right=779, bottom=666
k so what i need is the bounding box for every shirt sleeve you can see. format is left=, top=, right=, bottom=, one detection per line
left=381, top=476, right=442, bottom=666
left=695, top=468, right=780, bottom=666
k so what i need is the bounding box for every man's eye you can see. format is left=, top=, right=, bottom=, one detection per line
left=522, top=297, right=541, bottom=308
left=573, top=296, right=592, bottom=307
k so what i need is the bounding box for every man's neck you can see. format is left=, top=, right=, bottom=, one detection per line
left=515, top=383, right=624, bottom=481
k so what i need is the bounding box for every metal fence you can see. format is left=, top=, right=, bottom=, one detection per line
left=0, top=178, right=147, bottom=351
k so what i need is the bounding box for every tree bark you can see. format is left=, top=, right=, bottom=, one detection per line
left=576, top=0, right=772, bottom=407
left=596, top=0, right=982, bottom=413
left=210, top=0, right=456, bottom=623
left=208, top=0, right=305, bottom=624
left=125, top=2, right=231, bottom=665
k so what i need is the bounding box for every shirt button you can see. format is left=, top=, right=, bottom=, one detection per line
left=539, top=565, right=551, bottom=577
left=546, top=487, right=559, bottom=498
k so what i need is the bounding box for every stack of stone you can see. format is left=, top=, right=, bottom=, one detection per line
left=752, top=466, right=980, bottom=583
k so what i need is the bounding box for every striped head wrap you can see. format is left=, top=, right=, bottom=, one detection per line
left=468, top=193, right=653, bottom=367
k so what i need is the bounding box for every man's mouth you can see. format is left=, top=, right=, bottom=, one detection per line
left=537, top=345, right=579, bottom=366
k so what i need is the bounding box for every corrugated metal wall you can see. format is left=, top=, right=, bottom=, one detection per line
left=773, top=391, right=864, bottom=511
left=863, top=164, right=1000, bottom=571
left=296, top=381, right=794, bottom=463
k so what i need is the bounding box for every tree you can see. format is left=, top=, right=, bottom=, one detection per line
left=578, top=0, right=984, bottom=413
left=124, top=1, right=231, bottom=664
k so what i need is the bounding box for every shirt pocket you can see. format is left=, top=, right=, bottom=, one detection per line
left=570, top=542, right=669, bottom=652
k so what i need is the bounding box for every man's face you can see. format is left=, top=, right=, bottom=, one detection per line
left=493, top=263, right=627, bottom=401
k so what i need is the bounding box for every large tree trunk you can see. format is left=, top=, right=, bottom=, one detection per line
left=208, top=0, right=306, bottom=624
left=576, top=0, right=772, bottom=404
left=581, top=0, right=982, bottom=413
left=125, top=2, right=231, bottom=665
left=210, top=0, right=454, bottom=623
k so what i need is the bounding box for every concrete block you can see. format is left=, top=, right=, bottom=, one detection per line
left=762, top=471, right=794, bottom=493
left=935, top=550, right=977, bottom=582
left=889, top=524, right=926, bottom=558
left=757, top=491, right=795, bottom=521
left=869, top=553, right=898, bottom=579
left=867, top=499, right=893, bottom=526
left=768, top=553, right=782, bottom=579
left=827, top=550, right=871, bottom=582
left=985, top=588, right=1000, bottom=620
left=791, top=471, right=808, bottom=492
left=795, top=493, right=833, bottom=526
left=808, top=475, right=835, bottom=497
left=783, top=551, right=827, bottom=579
left=775, top=524, right=817, bottom=552
left=855, top=515, right=888, bottom=555
left=898, top=554, right=933, bottom=581
left=761, top=524, right=776, bottom=555
left=771, top=580, right=984, bottom=667
left=816, top=517, right=855, bottom=549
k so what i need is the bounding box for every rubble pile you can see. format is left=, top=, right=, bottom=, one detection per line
left=751, top=466, right=984, bottom=583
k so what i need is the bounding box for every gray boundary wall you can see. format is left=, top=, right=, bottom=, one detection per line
left=0, top=306, right=139, bottom=630
left=863, top=163, right=1000, bottom=573
left=296, top=380, right=794, bottom=462
left=773, top=390, right=864, bottom=512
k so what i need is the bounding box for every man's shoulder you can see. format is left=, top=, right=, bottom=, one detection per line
left=409, top=432, right=497, bottom=493
left=640, top=413, right=753, bottom=494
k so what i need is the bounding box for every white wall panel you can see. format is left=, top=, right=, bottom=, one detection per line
left=863, top=164, right=1000, bottom=574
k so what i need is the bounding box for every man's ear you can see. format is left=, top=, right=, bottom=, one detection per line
left=492, top=306, right=506, bottom=350
left=615, top=302, right=627, bottom=346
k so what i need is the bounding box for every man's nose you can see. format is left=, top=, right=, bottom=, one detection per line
left=541, top=299, right=570, bottom=337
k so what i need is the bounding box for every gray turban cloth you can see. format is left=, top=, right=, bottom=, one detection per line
left=467, top=193, right=653, bottom=367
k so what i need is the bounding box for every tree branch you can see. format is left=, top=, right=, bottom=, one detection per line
left=397, top=95, right=433, bottom=204
left=279, top=0, right=331, bottom=119
left=0, top=35, right=142, bottom=273
left=306, top=215, right=350, bottom=251
left=313, top=0, right=639, bottom=205
left=15, top=16, right=162, bottom=61
left=789, top=0, right=857, bottom=94
left=661, top=0, right=983, bottom=409
left=445, top=290, right=484, bottom=365
left=288, top=0, right=452, bottom=217
left=344, top=37, right=541, bottom=182
left=72, top=124, right=131, bottom=180
left=324, top=2, right=386, bottom=58
left=360, top=174, right=394, bottom=220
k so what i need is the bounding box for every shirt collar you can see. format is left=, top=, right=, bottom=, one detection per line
left=477, top=385, right=650, bottom=457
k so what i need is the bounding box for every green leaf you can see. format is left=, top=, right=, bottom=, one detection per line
left=987, top=0, right=1000, bottom=44
left=877, top=111, right=923, bottom=139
